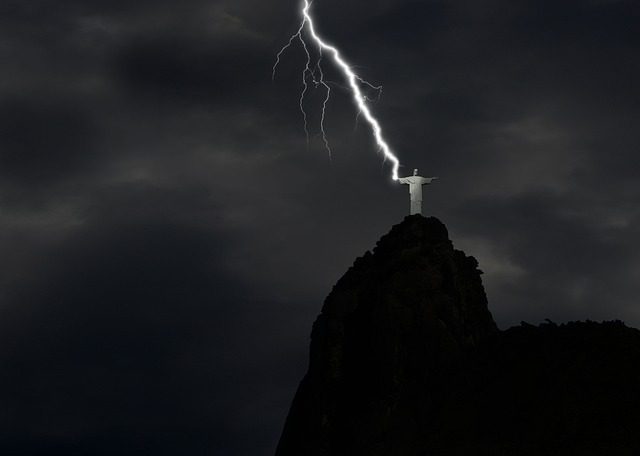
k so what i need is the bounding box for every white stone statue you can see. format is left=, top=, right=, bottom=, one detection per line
left=398, top=169, right=438, bottom=215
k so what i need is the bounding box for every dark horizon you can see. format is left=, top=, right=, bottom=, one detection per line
left=0, top=0, right=638, bottom=454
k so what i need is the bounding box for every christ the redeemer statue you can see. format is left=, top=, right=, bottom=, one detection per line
left=399, top=169, right=437, bottom=215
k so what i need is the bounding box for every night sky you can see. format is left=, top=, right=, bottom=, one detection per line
left=1, top=0, right=639, bottom=454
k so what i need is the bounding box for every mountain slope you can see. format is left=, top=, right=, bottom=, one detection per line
left=276, top=216, right=640, bottom=455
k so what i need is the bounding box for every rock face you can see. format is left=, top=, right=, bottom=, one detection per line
left=275, top=216, right=640, bottom=455
left=276, top=215, right=497, bottom=455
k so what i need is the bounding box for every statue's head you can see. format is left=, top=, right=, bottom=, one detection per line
left=413, top=168, right=418, bottom=176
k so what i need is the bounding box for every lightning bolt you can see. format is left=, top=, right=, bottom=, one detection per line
left=273, top=0, right=401, bottom=181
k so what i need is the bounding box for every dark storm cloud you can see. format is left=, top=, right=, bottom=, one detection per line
left=0, top=0, right=639, bottom=454
left=0, top=98, right=98, bottom=183
left=0, top=183, right=309, bottom=455
left=450, top=192, right=640, bottom=322
left=114, top=36, right=271, bottom=105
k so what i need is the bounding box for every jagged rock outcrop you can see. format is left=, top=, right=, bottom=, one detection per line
left=276, top=215, right=497, bottom=455
left=276, top=215, right=640, bottom=455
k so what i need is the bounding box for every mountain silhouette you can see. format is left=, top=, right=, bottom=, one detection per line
left=275, top=215, right=640, bottom=455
